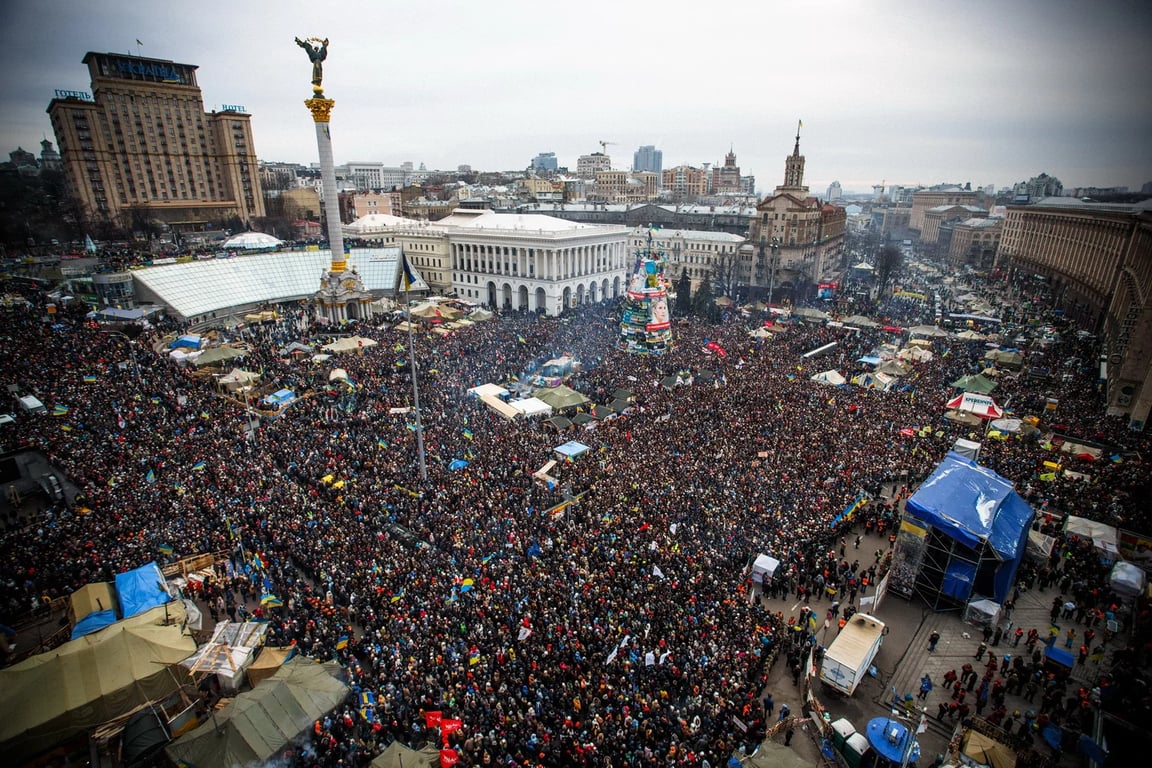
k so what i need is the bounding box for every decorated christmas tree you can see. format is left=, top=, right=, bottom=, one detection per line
left=619, top=230, right=673, bottom=355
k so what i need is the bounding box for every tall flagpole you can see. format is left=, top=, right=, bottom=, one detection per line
left=404, top=279, right=427, bottom=483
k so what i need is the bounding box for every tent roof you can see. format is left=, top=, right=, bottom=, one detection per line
left=371, top=741, right=439, bottom=768
left=961, top=729, right=1017, bottom=768
left=0, top=604, right=194, bottom=760
left=535, top=384, right=590, bottom=409
left=554, top=440, right=591, bottom=458
left=166, top=658, right=348, bottom=768
left=247, top=646, right=294, bottom=688
left=468, top=383, right=509, bottom=399
left=811, top=369, right=846, bottom=386
left=114, top=561, right=172, bottom=618
left=842, top=314, right=880, bottom=327
left=222, top=231, right=283, bottom=249
left=945, top=391, right=1004, bottom=419
left=322, top=335, right=378, bottom=353
left=192, top=346, right=247, bottom=368
left=510, top=397, right=552, bottom=416
left=905, top=452, right=1034, bottom=558
left=950, top=373, right=998, bottom=394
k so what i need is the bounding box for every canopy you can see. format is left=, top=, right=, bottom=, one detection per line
left=749, top=327, right=774, bottom=338
left=908, top=325, right=951, bottom=337
left=222, top=231, right=282, bottom=250
left=985, top=349, right=1024, bottom=368
left=468, top=308, right=494, bottom=322
left=960, top=728, right=1017, bottom=768
left=192, top=346, right=247, bottom=368
left=166, top=658, right=347, bottom=768
left=793, top=307, right=830, bottom=321
left=180, top=622, right=269, bottom=680
left=1065, top=515, right=1119, bottom=555
left=876, top=361, right=910, bottom=377
left=810, top=369, right=846, bottom=386
left=738, top=740, right=817, bottom=768
left=0, top=605, right=194, bottom=763
left=114, top=561, right=173, bottom=619
left=945, top=392, right=1004, bottom=420
left=170, top=334, right=202, bottom=350
left=751, top=554, right=780, bottom=582
left=247, top=646, right=294, bottom=687
left=554, top=441, right=591, bottom=459
left=219, top=368, right=260, bottom=390
left=842, top=314, right=880, bottom=328
left=535, top=384, right=590, bottom=410
left=906, top=452, right=1034, bottom=561
left=68, top=581, right=117, bottom=623
left=371, top=741, right=439, bottom=768
left=956, top=329, right=987, bottom=340
left=479, top=394, right=521, bottom=421
left=952, top=438, right=982, bottom=460
left=950, top=373, right=998, bottom=394
left=989, top=418, right=1022, bottom=434
left=510, top=397, right=553, bottom=417
left=279, top=342, right=313, bottom=355
left=468, top=382, right=509, bottom=399
left=322, top=336, right=378, bottom=353
left=1111, top=561, right=1146, bottom=598
left=329, top=368, right=349, bottom=382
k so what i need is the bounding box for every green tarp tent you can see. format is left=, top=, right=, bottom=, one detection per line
left=535, top=384, right=590, bottom=410
left=165, top=658, right=348, bottom=768
left=949, top=373, right=998, bottom=394
left=371, top=741, right=439, bottom=768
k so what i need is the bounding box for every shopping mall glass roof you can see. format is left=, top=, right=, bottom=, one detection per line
left=131, top=247, right=423, bottom=319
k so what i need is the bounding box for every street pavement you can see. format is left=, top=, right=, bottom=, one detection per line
left=750, top=515, right=1100, bottom=766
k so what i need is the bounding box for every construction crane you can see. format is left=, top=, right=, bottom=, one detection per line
left=599, top=140, right=617, bottom=154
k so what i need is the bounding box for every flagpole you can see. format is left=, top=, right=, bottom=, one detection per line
left=404, top=280, right=427, bottom=483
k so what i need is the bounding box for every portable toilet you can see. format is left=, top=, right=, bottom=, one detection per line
left=842, top=732, right=871, bottom=768
left=830, top=718, right=856, bottom=751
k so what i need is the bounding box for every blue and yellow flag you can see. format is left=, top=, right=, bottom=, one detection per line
left=399, top=250, right=418, bottom=291
left=335, top=635, right=349, bottom=650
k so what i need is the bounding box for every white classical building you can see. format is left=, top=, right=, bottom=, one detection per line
left=445, top=210, right=629, bottom=314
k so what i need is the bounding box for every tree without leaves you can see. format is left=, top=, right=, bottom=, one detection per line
left=710, top=248, right=741, bottom=301
left=874, top=243, right=904, bottom=299
left=674, top=267, right=692, bottom=316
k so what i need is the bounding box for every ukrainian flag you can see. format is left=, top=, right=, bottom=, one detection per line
left=469, top=650, right=480, bottom=665
left=83, top=375, right=98, bottom=383
left=462, top=429, right=473, bottom=440
left=377, top=439, right=388, bottom=449
left=157, top=543, right=174, bottom=555
left=52, top=404, right=69, bottom=416
left=191, top=461, right=206, bottom=471
left=336, top=635, right=349, bottom=650
left=399, top=250, right=418, bottom=291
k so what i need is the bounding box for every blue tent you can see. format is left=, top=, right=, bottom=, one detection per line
left=114, top=561, right=172, bottom=619
left=554, top=441, right=591, bottom=460
left=903, top=452, right=1034, bottom=604
left=264, top=389, right=296, bottom=408
left=70, top=609, right=118, bottom=640
left=170, top=334, right=202, bottom=350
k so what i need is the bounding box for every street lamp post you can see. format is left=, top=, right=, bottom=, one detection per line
left=103, top=329, right=140, bottom=380
left=767, top=238, right=780, bottom=305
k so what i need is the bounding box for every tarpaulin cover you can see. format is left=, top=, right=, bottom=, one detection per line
left=371, top=741, right=439, bottom=768
left=165, top=658, right=347, bottom=768
left=554, top=441, right=591, bottom=459
left=114, top=561, right=172, bottom=619
left=0, top=604, right=193, bottom=764
left=70, top=609, right=118, bottom=640
left=906, top=453, right=1033, bottom=559
left=170, top=334, right=202, bottom=349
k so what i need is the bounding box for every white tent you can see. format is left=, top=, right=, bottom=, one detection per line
left=510, top=397, right=553, bottom=418
left=222, top=231, right=282, bottom=250
left=1065, top=515, right=1119, bottom=556
left=751, top=554, right=780, bottom=583
left=952, top=438, right=982, bottom=460
left=329, top=368, right=349, bottom=382
left=811, top=369, right=846, bottom=386
left=321, top=336, right=378, bottom=353
left=1111, top=561, right=1146, bottom=598
left=468, top=383, right=509, bottom=399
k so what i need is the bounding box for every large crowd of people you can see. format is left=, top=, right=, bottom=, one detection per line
left=1, top=267, right=1148, bottom=766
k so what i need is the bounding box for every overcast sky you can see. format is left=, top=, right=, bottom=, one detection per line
left=3, top=0, right=1150, bottom=194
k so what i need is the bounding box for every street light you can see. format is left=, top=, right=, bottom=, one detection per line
left=102, top=328, right=140, bottom=380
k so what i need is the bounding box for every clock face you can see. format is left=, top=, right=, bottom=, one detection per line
left=342, top=278, right=356, bottom=289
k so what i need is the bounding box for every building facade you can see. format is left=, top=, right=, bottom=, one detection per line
left=943, top=217, right=1001, bottom=272
left=48, top=52, right=264, bottom=232
left=711, top=149, right=743, bottom=195
left=826, top=181, right=842, bottom=201
left=531, top=152, right=559, bottom=173
left=920, top=204, right=988, bottom=244
left=593, top=171, right=659, bottom=204
left=633, top=145, right=662, bottom=176
left=909, top=187, right=979, bottom=233
left=743, top=128, right=846, bottom=301
left=999, top=198, right=1152, bottom=429
left=662, top=165, right=710, bottom=198
left=350, top=191, right=396, bottom=219
left=446, top=210, right=629, bottom=315
left=576, top=153, right=612, bottom=179
left=628, top=227, right=745, bottom=291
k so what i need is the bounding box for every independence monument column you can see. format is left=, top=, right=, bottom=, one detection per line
left=296, top=36, right=345, bottom=269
